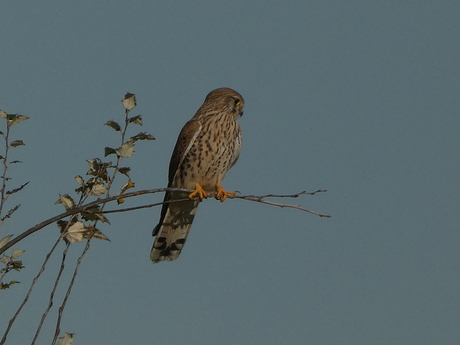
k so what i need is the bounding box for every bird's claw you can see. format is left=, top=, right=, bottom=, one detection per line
left=189, top=183, right=209, bottom=201
left=215, top=184, right=236, bottom=202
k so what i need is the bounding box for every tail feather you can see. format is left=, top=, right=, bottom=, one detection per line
left=150, top=198, right=199, bottom=263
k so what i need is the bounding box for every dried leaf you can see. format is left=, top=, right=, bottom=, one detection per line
left=75, top=175, right=84, bottom=186
left=11, top=249, right=25, bottom=259
left=10, top=260, right=24, bottom=271
left=86, top=158, right=98, bottom=170
left=81, top=204, right=111, bottom=223
left=121, top=180, right=135, bottom=193
left=8, top=114, right=29, bottom=128
left=104, top=147, right=117, bottom=157
left=105, top=120, right=121, bottom=131
left=117, top=198, right=125, bottom=205
left=55, top=194, right=75, bottom=210
left=95, top=212, right=110, bottom=224
left=84, top=225, right=110, bottom=241
left=57, top=220, right=69, bottom=232
left=1, top=254, right=10, bottom=264
left=121, top=93, right=136, bottom=111
left=58, top=333, right=74, bottom=345
left=65, top=221, right=86, bottom=243
left=10, top=140, right=25, bottom=147
left=131, top=132, right=155, bottom=141
left=0, top=110, right=7, bottom=119
left=0, top=281, right=20, bottom=289
left=9, top=160, right=22, bottom=164
left=81, top=208, right=99, bottom=221
left=86, top=159, right=111, bottom=180
left=0, top=235, right=13, bottom=249
left=89, top=182, right=107, bottom=196
left=128, top=114, right=143, bottom=125
left=116, top=141, right=135, bottom=158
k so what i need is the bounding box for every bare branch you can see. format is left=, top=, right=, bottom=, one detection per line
left=0, top=188, right=329, bottom=255
left=31, top=242, right=71, bottom=345
left=99, top=189, right=331, bottom=218
left=51, top=240, right=91, bottom=345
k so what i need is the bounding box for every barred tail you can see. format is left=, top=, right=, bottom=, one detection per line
left=150, top=198, right=199, bottom=263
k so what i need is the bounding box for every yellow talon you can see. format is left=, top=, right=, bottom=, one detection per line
left=189, top=183, right=209, bottom=201
left=215, top=184, right=236, bottom=202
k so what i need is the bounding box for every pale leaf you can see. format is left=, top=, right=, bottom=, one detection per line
left=116, top=141, right=135, bottom=158
left=65, top=221, right=86, bottom=243
left=121, top=93, right=136, bottom=110
left=75, top=175, right=84, bottom=186
left=56, top=194, right=75, bottom=210
left=0, top=110, right=7, bottom=119
left=1, top=255, right=9, bottom=265
left=58, top=332, right=74, bottom=345
left=89, top=182, right=107, bottom=196
left=11, top=249, right=25, bottom=259
left=0, top=235, right=13, bottom=249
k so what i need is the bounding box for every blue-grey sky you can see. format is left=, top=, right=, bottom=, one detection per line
left=1, top=1, right=459, bottom=344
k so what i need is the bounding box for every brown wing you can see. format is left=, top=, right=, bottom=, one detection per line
left=167, top=118, right=202, bottom=186
left=153, top=118, right=202, bottom=236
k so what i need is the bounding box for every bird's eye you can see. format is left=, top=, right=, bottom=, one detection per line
left=234, top=98, right=241, bottom=106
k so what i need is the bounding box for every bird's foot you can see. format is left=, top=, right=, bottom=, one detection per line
left=215, top=184, right=236, bottom=202
left=189, top=183, right=209, bottom=201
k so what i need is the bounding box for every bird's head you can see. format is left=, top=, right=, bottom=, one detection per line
left=203, top=87, right=244, bottom=117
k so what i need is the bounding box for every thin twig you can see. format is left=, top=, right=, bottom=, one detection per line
left=0, top=237, right=62, bottom=345
left=0, top=121, right=11, bottom=226
left=51, top=240, right=91, bottom=345
left=99, top=189, right=330, bottom=217
left=30, top=242, right=71, bottom=345
left=236, top=196, right=330, bottom=217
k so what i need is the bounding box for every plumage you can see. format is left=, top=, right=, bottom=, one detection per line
left=151, top=88, right=244, bottom=263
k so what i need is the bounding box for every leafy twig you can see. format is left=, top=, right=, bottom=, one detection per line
left=0, top=111, right=29, bottom=228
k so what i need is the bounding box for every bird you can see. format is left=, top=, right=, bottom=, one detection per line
left=150, top=87, right=244, bottom=263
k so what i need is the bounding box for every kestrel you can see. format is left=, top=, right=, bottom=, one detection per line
left=150, top=87, right=244, bottom=263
